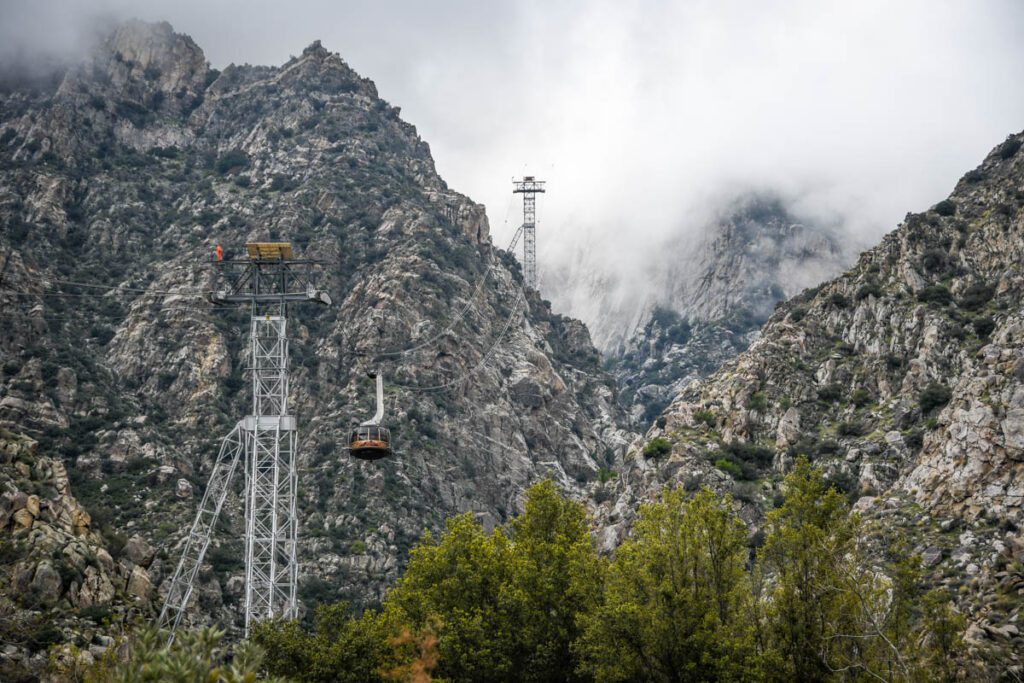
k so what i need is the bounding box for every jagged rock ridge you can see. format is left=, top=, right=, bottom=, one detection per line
left=598, top=132, right=1024, bottom=664
left=604, top=194, right=850, bottom=423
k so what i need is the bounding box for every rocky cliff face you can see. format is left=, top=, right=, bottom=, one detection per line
left=599, top=133, right=1024, bottom=662
left=0, top=19, right=631, bottom=663
left=606, top=194, right=850, bottom=423
left=0, top=430, right=152, bottom=678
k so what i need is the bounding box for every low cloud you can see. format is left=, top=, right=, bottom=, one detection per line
left=3, top=1, right=1024, bottom=325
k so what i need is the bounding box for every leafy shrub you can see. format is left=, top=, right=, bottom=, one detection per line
left=711, top=440, right=774, bottom=480
left=788, top=306, right=806, bottom=323
left=917, top=285, right=952, bottom=305
left=83, top=626, right=274, bottom=681
left=998, top=137, right=1022, bottom=160
left=90, top=325, right=115, bottom=345
left=642, top=437, right=672, bottom=459
left=855, top=283, right=882, bottom=301
left=25, top=621, right=64, bottom=653
left=933, top=200, right=957, bottom=217
left=105, top=530, right=127, bottom=561
left=921, top=248, right=947, bottom=273
left=885, top=354, right=904, bottom=371
left=693, top=409, right=716, bottom=428
left=151, top=145, right=178, bottom=158
left=269, top=175, right=300, bottom=192
left=919, top=382, right=952, bottom=413
left=78, top=605, right=112, bottom=622
left=115, top=99, right=149, bottom=126
left=208, top=544, right=243, bottom=573
left=714, top=459, right=743, bottom=478
left=851, top=388, right=871, bottom=407
left=972, top=316, right=995, bottom=338
left=958, top=282, right=994, bottom=311
left=745, top=391, right=768, bottom=412
left=962, top=169, right=984, bottom=184
left=826, top=292, right=848, bottom=309
left=904, top=430, right=924, bottom=449
left=817, top=384, right=843, bottom=403
left=721, top=440, right=774, bottom=468
left=640, top=397, right=670, bottom=426
left=836, top=420, right=867, bottom=437
left=215, top=149, right=249, bottom=174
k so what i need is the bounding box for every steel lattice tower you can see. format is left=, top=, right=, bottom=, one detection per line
left=513, top=176, right=545, bottom=290
left=159, top=243, right=331, bottom=639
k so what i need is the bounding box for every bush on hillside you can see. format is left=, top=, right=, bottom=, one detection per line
left=917, top=285, right=952, bottom=306
left=215, top=149, right=249, bottom=174
left=958, top=282, right=994, bottom=311
left=827, top=292, right=848, bottom=309
left=999, top=137, right=1022, bottom=160
left=919, top=382, right=952, bottom=413
left=642, top=437, right=673, bottom=459
left=972, top=316, right=995, bottom=338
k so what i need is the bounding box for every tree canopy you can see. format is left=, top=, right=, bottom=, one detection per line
left=240, top=470, right=967, bottom=682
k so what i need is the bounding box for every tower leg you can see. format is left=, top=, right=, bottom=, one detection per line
left=242, top=420, right=299, bottom=635
left=243, top=314, right=299, bottom=636
left=159, top=423, right=246, bottom=639
left=524, top=224, right=536, bottom=289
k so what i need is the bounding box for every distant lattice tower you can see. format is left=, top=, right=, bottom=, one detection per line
left=159, top=242, right=331, bottom=640
left=513, top=176, right=545, bottom=290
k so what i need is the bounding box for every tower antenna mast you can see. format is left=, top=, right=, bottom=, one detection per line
left=513, top=176, right=545, bottom=290
left=159, top=242, right=331, bottom=639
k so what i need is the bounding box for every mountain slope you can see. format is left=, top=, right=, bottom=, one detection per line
left=0, top=19, right=631, bottom=649
left=605, top=194, right=850, bottom=423
left=600, top=132, right=1024, bottom=658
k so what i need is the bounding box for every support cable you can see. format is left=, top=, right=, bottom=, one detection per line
left=359, top=223, right=524, bottom=359
left=390, top=286, right=525, bottom=392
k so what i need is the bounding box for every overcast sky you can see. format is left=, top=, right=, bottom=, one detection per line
left=3, top=0, right=1024, bottom=304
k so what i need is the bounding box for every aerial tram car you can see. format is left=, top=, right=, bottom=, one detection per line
left=350, top=371, right=393, bottom=460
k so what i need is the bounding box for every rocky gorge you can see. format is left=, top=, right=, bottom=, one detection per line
left=0, top=16, right=1022, bottom=681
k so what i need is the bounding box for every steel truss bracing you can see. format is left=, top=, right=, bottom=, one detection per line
left=242, top=316, right=299, bottom=631
left=513, top=176, right=546, bottom=290
left=159, top=246, right=329, bottom=641
left=158, top=423, right=245, bottom=635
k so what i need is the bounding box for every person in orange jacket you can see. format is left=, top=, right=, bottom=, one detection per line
left=216, top=244, right=223, bottom=261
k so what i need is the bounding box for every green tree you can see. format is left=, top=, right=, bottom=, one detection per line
left=576, top=487, right=757, bottom=681
left=507, top=480, right=604, bottom=681
left=252, top=603, right=391, bottom=682
left=759, top=459, right=848, bottom=680
left=757, top=458, right=901, bottom=681
left=383, top=512, right=518, bottom=681
left=382, top=481, right=601, bottom=682
left=915, top=589, right=966, bottom=682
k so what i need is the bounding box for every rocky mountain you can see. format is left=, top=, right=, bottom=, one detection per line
left=0, top=19, right=631, bottom=674
left=593, top=194, right=850, bottom=423
left=598, top=132, right=1024, bottom=665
